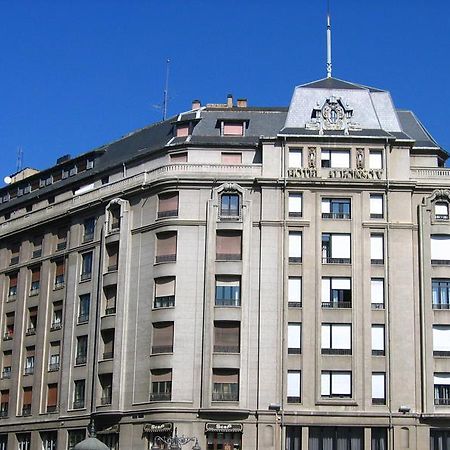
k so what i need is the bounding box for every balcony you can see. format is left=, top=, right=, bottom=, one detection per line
left=288, top=257, right=302, bottom=264
left=75, top=355, right=87, bottom=365
left=54, top=276, right=65, bottom=289
left=150, top=392, right=171, bottom=402
left=100, top=396, right=112, bottom=406
left=24, top=366, right=34, bottom=375
left=1, top=368, right=11, bottom=379
left=371, top=259, right=384, bottom=265
left=77, top=314, right=89, bottom=324
left=29, top=287, right=40, bottom=296
left=214, top=346, right=240, bottom=354
left=26, top=327, right=36, bottom=336
left=372, top=350, right=385, bottom=356
left=435, top=398, right=450, bottom=405
left=155, top=254, right=176, bottom=264
left=372, top=398, right=386, bottom=405
left=22, top=405, right=32, bottom=416
left=322, top=212, right=350, bottom=220
left=157, top=210, right=178, bottom=219
left=83, top=232, right=94, bottom=243
left=48, top=362, right=60, bottom=372
left=3, top=332, right=13, bottom=341
left=288, top=301, right=302, bottom=308
left=102, top=352, right=114, bottom=360
left=435, top=215, right=449, bottom=221
left=321, top=348, right=352, bottom=355
left=432, top=260, right=450, bottom=266
left=73, top=400, right=85, bottom=409
left=434, top=351, right=450, bottom=357
left=105, top=307, right=116, bottom=316
left=372, top=303, right=385, bottom=310
left=151, top=346, right=173, bottom=355
left=322, top=301, right=352, bottom=309
left=287, top=348, right=301, bottom=355
left=212, top=391, right=239, bottom=402
left=287, top=396, right=301, bottom=404
left=322, top=257, right=351, bottom=264
left=50, top=322, right=62, bottom=331
left=80, top=272, right=92, bottom=282
left=154, top=296, right=175, bottom=309
left=7, top=290, right=17, bottom=301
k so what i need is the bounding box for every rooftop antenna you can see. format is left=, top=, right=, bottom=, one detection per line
left=326, top=0, right=332, bottom=78
left=162, top=58, right=170, bottom=120
left=16, top=147, right=23, bottom=172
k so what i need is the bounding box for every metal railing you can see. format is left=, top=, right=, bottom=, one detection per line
left=1, top=368, right=11, bottom=379
left=287, top=348, right=302, bottom=355
left=322, top=212, right=351, bottom=219
left=322, top=257, right=351, bottom=264
left=321, top=348, right=352, bottom=355
left=321, top=301, right=352, bottom=309
left=155, top=254, right=176, bottom=263
left=151, top=346, right=173, bottom=354
left=212, top=392, right=239, bottom=402
left=288, top=257, right=302, bottom=264
left=432, top=260, right=450, bottom=266
left=150, top=392, right=171, bottom=402
left=100, top=396, right=112, bottom=405
left=372, top=398, right=386, bottom=405
left=9, top=256, right=19, bottom=266
left=77, top=314, right=89, bottom=324
left=154, top=296, right=175, bottom=309
left=372, top=350, right=385, bottom=356
left=102, top=352, right=114, bottom=360
left=48, top=363, right=60, bottom=372
left=371, top=303, right=385, bottom=310
left=434, top=351, right=450, bottom=357
left=24, top=366, right=34, bottom=375
left=213, top=345, right=240, bottom=353
left=157, top=210, right=178, bottom=219
left=435, top=398, right=450, bottom=405
left=216, top=253, right=242, bottom=261
left=288, top=301, right=302, bottom=308
left=56, top=241, right=67, bottom=251
left=370, top=213, right=384, bottom=219
left=26, top=327, right=36, bottom=336
left=3, top=332, right=13, bottom=341
left=80, top=272, right=92, bottom=281
left=107, top=264, right=118, bottom=272
left=83, top=232, right=94, bottom=243
left=22, top=405, right=32, bottom=416
left=75, top=355, right=87, bottom=365
left=105, top=307, right=116, bottom=315
left=50, top=322, right=62, bottom=331
left=47, top=405, right=58, bottom=413
left=287, top=396, right=301, bottom=404
left=32, top=249, right=42, bottom=259
left=371, top=259, right=384, bottom=265
left=72, top=400, right=85, bottom=409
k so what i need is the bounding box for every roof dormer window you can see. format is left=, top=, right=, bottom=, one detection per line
left=222, top=121, right=245, bottom=136
left=176, top=123, right=190, bottom=138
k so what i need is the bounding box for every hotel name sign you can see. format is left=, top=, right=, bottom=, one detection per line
left=287, top=168, right=384, bottom=180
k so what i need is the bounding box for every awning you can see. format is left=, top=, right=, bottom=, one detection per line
left=143, top=423, right=173, bottom=433
left=205, top=423, right=243, bottom=433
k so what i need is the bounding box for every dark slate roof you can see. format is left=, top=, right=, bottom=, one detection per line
left=396, top=110, right=441, bottom=149
left=278, top=128, right=395, bottom=138
left=299, top=77, right=385, bottom=93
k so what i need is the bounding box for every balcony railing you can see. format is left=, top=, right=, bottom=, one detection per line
left=322, top=212, right=351, bottom=219
left=321, top=348, right=352, bottom=355
left=435, top=398, right=450, bottom=406
left=371, top=259, right=384, bottom=265
left=75, top=355, right=87, bottom=365
left=288, top=301, right=302, bottom=308
left=50, top=322, right=62, bottom=331
left=83, top=232, right=94, bottom=243
left=1, top=368, right=11, bottom=379
left=433, top=303, right=450, bottom=310
left=370, top=214, right=384, bottom=219
left=434, top=351, right=450, bottom=357
left=8, top=290, right=17, bottom=300
left=9, top=256, right=19, bottom=266
left=155, top=254, right=176, bottom=264
left=151, top=346, right=173, bottom=354
left=32, top=249, right=42, bottom=259
left=213, top=345, right=240, bottom=353
left=48, top=363, right=60, bottom=372
left=26, top=327, right=36, bottom=336
left=3, top=332, right=13, bottom=341
left=287, top=396, right=301, bottom=404
left=80, top=272, right=92, bottom=281
left=212, top=391, right=239, bottom=402
left=435, top=215, right=449, bottom=221
left=157, top=210, right=178, bottom=219
left=107, top=264, right=118, bottom=272
left=288, top=212, right=302, bottom=218
left=54, top=276, right=65, bottom=289
left=154, top=296, right=175, bottom=309
left=24, top=366, right=34, bottom=375
left=77, top=314, right=89, bottom=324
left=216, top=253, right=242, bottom=261
left=102, top=352, right=114, bottom=360
left=47, top=405, right=58, bottom=413
left=0, top=407, right=8, bottom=418
left=372, top=350, right=385, bottom=356
left=56, top=241, right=67, bottom=251
left=288, top=257, right=302, bottom=264
left=150, top=392, right=171, bottom=402
left=105, top=307, right=116, bottom=315
left=372, top=303, right=385, bottom=310
left=215, top=298, right=241, bottom=307
left=432, top=260, right=450, bottom=266
left=372, top=398, right=386, bottom=405
left=321, top=301, right=352, bottom=309
left=100, top=396, right=112, bottom=405
left=22, top=405, right=32, bottom=416
left=323, top=257, right=351, bottom=264
left=73, top=400, right=85, bottom=409
left=287, top=348, right=302, bottom=355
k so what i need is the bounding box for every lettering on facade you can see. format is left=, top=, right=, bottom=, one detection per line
left=143, top=423, right=173, bottom=433
left=205, top=423, right=243, bottom=433
left=287, top=168, right=383, bottom=180
left=287, top=168, right=318, bottom=178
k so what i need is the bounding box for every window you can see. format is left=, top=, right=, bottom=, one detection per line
left=99, top=373, right=113, bottom=405
left=371, top=278, right=385, bottom=309
left=24, top=347, right=35, bottom=375
left=288, top=149, right=302, bottom=168
left=73, top=380, right=85, bottom=409
left=17, top=433, right=31, bottom=450
left=220, top=194, right=240, bottom=218
left=9, top=243, right=20, bottom=265
left=222, top=121, right=244, bottom=136
left=369, top=150, right=383, bottom=169
left=156, top=231, right=177, bottom=263
left=321, top=371, right=352, bottom=398
left=83, top=217, right=95, bottom=242
left=7, top=272, right=17, bottom=299
left=322, top=233, right=351, bottom=264
left=104, top=285, right=117, bottom=315
left=285, top=428, right=301, bottom=450
left=54, top=259, right=65, bottom=288
left=49, top=341, right=60, bottom=371
left=30, top=266, right=41, bottom=294
left=433, top=325, right=450, bottom=356
left=0, top=434, right=7, bottom=450
left=288, top=323, right=301, bottom=354
left=287, top=371, right=301, bottom=403
left=4, top=313, right=14, bottom=340
left=214, top=321, right=240, bottom=353
left=150, top=369, right=172, bottom=401
left=221, top=152, right=242, bottom=164
left=170, top=152, right=187, bottom=163
left=309, top=427, right=363, bottom=449
left=76, top=336, right=88, bottom=365
left=109, top=206, right=121, bottom=231
left=32, top=236, right=42, bottom=258
left=288, top=277, right=302, bottom=307
left=78, top=294, right=90, bottom=323
left=154, top=277, right=176, bottom=308
left=41, top=431, right=57, bottom=450
left=212, top=369, right=239, bottom=401
left=434, top=373, right=450, bottom=405
left=321, top=324, right=352, bottom=355
left=430, top=429, right=450, bottom=450
left=176, top=123, right=190, bottom=137
left=433, top=279, right=450, bottom=309
left=321, top=198, right=351, bottom=219
left=288, top=193, right=302, bottom=218
left=2, top=352, right=11, bottom=379
left=289, top=232, right=302, bottom=263
left=372, top=428, right=388, bottom=450
left=56, top=227, right=68, bottom=250
left=152, top=322, right=174, bottom=354
left=68, top=430, right=85, bottom=450
left=80, top=252, right=93, bottom=281
left=370, top=194, right=384, bottom=219
left=106, top=243, right=119, bottom=272
left=26, top=308, right=38, bottom=335
left=321, top=150, right=350, bottom=168
left=99, top=433, right=119, bottom=450
left=216, top=230, right=242, bottom=261
left=0, top=391, right=8, bottom=418
left=321, top=277, right=351, bottom=308
left=101, top=329, right=115, bottom=360
left=431, top=235, right=450, bottom=265
left=215, top=276, right=240, bottom=307
left=435, top=202, right=449, bottom=221
left=370, top=234, right=384, bottom=264
left=47, top=385, right=58, bottom=413
left=372, top=373, right=386, bottom=405
left=51, top=302, right=63, bottom=330
left=372, top=325, right=385, bottom=356
left=22, top=387, right=32, bottom=416
left=158, top=192, right=179, bottom=218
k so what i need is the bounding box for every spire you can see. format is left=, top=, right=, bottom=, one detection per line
left=326, top=0, right=332, bottom=78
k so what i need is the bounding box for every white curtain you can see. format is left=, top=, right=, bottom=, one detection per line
left=431, top=235, right=450, bottom=260
left=288, top=324, right=301, bottom=349
left=370, top=235, right=384, bottom=260
left=433, top=326, right=450, bottom=351
left=369, top=151, right=383, bottom=169
left=372, top=326, right=385, bottom=351
left=370, top=195, right=383, bottom=215
left=332, top=324, right=351, bottom=349
left=288, top=278, right=302, bottom=302
left=289, top=150, right=302, bottom=168
left=331, top=234, right=351, bottom=258
left=371, top=279, right=384, bottom=304
left=330, top=151, right=350, bottom=168
left=322, top=278, right=331, bottom=302
left=289, top=194, right=302, bottom=213
left=287, top=372, right=300, bottom=397
left=372, top=373, right=385, bottom=399
left=289, top=233, right=302, bottom=258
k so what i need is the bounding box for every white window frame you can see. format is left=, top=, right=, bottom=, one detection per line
left=321, top=371, right=352, bottom=398
left=321, top=323, right=352, bottom=354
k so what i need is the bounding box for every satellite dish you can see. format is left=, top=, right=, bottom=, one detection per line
left=3, top=176, right=12, bottom=184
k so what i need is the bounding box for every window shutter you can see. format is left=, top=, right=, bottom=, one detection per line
left=6, top=313, right=14, bottom=325
left=176, top=124, right=190, bottom=137
left=3, top=352, right=12, bottom=367
left=216, top=231, right=241, bottom=257
left=288, top=278, right=301, bottom=303
left=370, top=195, right=383, bottom=215
left=370, top=235, right=384, bottom=260
left=330, top=151, right=350, bottom=168
left=289, top=194, right=302, bottom=214
left=223, top=123, right=244, bottom=136
left=289, top=232, right=302, bottom=258
left=56, top=260, right=65, bottom=276
left=155, top=278, right=175, bottom=297
left=158, top=192, right=179, bottom=213
left=31, top=267, right=40, bottom=282
left=321, top=199, right=331, bottom=213
left=434, top=373, right=450, bottom=385
left=152, top=369, right=172, bottom=383
left=331, top=234, right=350, bottom=259
left=287, top=372, right=301, bottom=397
left=26, top=347, right=35, bottom=358
left=152, top=323, right=174, bottom=347
left=212, top=370, right=238, bottom=384
left=9, top=273, right=17, bottom=288
left=431, top=235, right=450, bottom=260
left=289, top=150, right=302, bottom=168
left=47, top=384, right=58, bottom=407
left=103, top=331, right=115, bottom=354
left=433, top=326, right=450, bottom=351
left=221, top=153, right=242, bottom=164
left=332, top=372, right=351, bottom=395
left=23, top=388, right=32, bottom=405
left=1, top=391, right=9, bottom=403
left=156, top=232, right=177, bottom=257
left=214, top=322, right=240, bottom=349
left=371, top=279, right=384, bottom=304
left=321, top=278, right=331, bottom=302
left=332, top=324, right=351, bottom=349
left=372, top=373, right=385, bottom=399
left=372, top=326, right=385, bottom=351
left=331, top=278, right=351, bottom=290
left=288, top=324, right=301, bottom=349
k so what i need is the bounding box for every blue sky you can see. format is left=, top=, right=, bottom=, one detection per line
left=1, top=0, right=449, bottom=180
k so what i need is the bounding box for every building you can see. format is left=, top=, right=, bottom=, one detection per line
left=0, top=76, right=449, bottom=450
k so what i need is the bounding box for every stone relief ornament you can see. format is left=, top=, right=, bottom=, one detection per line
left=306, top=96, right=361, bottom=135
left=356, top=148, right=365, bottom=169
left=308, top=147, right=317, bottom=168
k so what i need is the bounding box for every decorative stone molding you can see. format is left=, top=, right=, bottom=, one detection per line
left=308, top=147, right=317, bottom=169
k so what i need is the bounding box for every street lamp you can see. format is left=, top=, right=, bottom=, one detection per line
left=151, top=427, right=201, bottom=450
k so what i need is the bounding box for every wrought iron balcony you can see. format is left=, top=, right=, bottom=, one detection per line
left=157, top=210, right=178, bottom=219
left=75, top=355, right=87, bottom=365
left=155, top=254, right=176, bottom=263
left=151, top=346, right=173, bottom=354
left=321, top=348, right=352, bottom=355
left=150, top=392, right=171, bottom=402
left=213, top=345, right=240, bottom=354
left=212, top=391, right=239, bottom=402
left=22, top=405, right=32, bottom=416
left=72, top=400, right=85, bottom=409
left=321, top=301, right=352, bottom=309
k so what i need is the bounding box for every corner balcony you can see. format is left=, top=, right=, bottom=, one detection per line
left=410, top=168, right=450, bottom=182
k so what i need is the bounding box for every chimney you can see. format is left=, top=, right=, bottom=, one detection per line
left=191, top=99, right=201, bottom=110
left=237, top=98, right=248, bottom=108
left=227, top=94, right=233, bottom=108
